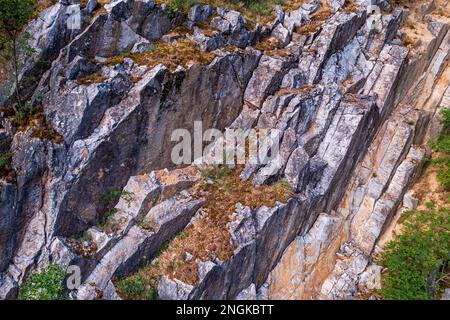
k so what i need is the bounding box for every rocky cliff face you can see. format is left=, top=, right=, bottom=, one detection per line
left=0, top=0, right=448, bottom=300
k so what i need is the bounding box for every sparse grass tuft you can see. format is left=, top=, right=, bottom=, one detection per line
left=295, top=1, right=333, bottom=35
left=101, top=189, right=135, bottom=206
left=201, top=164, right=233, bottom=181
left=0, top=152, right=15, bottom=181
left=76, top=71, right=107, bottom=85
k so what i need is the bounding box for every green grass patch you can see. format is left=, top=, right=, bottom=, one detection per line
left=115, top=274, right=159, bottom=300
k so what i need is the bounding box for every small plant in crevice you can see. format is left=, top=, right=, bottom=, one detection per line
left=114, top=239, right=172, bottom=300
left=8, top=104, right=64, bottom=143
left=76, top=70, right=107, bottom=86
left=74, top=230, right=93, bottom=243
left=18, top=264, right=68, bottom=300
left=115, top=273, right=159, bottom=300
left=140, top=215, right=158, bottom=232
left=14, top=103, right=33, bottom=124
left=101, top=189, right=135, bottom=207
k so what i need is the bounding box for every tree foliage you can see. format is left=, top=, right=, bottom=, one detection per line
left=0, top=0, right=36, bottom=107
left=430, top=108, right=450, bottom=188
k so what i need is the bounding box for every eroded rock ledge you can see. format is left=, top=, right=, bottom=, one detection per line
left=0, top=0, right=449, bottom=300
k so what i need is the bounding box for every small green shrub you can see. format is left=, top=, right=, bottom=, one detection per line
left=430, top=133, right=450, bottom=155
left=101, top=189, right=135, bottom=206
left=18, top=265, right=67, bottom=300
left=0, top=152, right=14, bottom=180
left=73, top=230, right=92, bottom=242
left=115, top=274, right=158, bottom=300
left=378, top=208, right=449, bottom=300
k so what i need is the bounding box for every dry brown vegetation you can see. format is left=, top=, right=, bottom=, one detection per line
left=34, top=0, right=58, bottom=15
left=116, top=166, right=293, bottom=299
left=24, top=106, right=63, bottom=143
left=342, top=0, right=359, bottom=13
left=388, top=0, right=420, bottom=7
